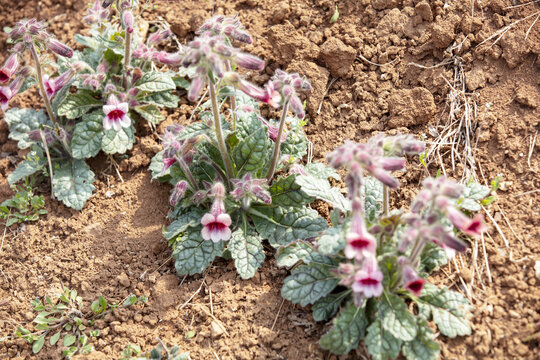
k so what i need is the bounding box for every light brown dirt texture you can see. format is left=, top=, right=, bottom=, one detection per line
left=0, top=0, right=539, bottom=359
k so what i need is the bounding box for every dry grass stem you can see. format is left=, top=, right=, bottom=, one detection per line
left=271, top=298, right=285, bottom=332
left=495, top=204, right=525, bottom=246
left=177, top=276, right=206, bottom=311
left=477, top=10, right=540, bottom=50
left=528, top=129, right=537, bottom=167
left=357, top=53, right=400, bottom=67
left=316, top=77, right=337, bottom=115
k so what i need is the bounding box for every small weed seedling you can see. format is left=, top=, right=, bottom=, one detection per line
left=0, top=180, right=47, bottom=227
left=16, top=288, right=147, bottom=359
left=121, top=339, right=190, bottom=360
left=152, top=15, right=348, bottom=279
left=278, top=134, right=488, bottom=358
left=3, top=0, right=181, bottom=209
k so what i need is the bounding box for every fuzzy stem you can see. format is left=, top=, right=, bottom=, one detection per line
left=208, top=81, right=234, bottom=182
left=225, top=60, right=237, bottom=130
left=123, top=30, right=132, bottom=89
left=176, top=156, right=199, bottom=191
left=382, top=185, right=389, bottom=216
left=408, top=236, right=426, bottom=267
left=39, top=130, right=55, bottom=200
left=30, top=45, right=58, bottom=130
left=266, top=99, right=290, bottom=181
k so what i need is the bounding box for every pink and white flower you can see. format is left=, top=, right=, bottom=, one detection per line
left=401, top=263, right=425, bottom=296
left=344, top=202, right=377, bottom=261
left=0, top=54, right=19, bottom=84
left=446, top=206, right=487, bottom=239
left=352, top=256, right=383, bottom=298
left=103, top=94, right=131, bottom=131
left=201, top=183, right=232, bottom=242
left=0, top=86, right=12, bottom=112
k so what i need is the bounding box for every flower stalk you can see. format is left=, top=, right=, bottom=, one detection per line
left=208, top=81, right=234, bottom=182
left=123, top=30, right=132, bottom=89
left=266, top=98, right=290, bottom=181
left=30, top=44, right=58, bottom=130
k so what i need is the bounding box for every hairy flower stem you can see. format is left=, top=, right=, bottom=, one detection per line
left=225, top=61, right=238, bottom=130
left=176, top=156, right=198, bottom=191
left=408, top=237, right=426, bottom=267
left=30, top=45, right=58, bottom=131
left=266, top=99, right=290, bottom=181
left=123, top=31, right=132, bottom=89
left=39, top=130, right=55, bottom=199
left=383, top=185, right=389, bottom=216
left=208, top=81, right=234, bottom=182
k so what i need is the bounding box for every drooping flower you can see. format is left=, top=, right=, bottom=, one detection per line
left=0, top=54, right=19, bottom=84
left=259, top=116, right=287, bottom=142
left=0, top=86, right=12, bottom=112
left=102, top=94, right=131, bottom=131
left=48, top=39, right=73, bottom=58
left=344, top=201, right=377, bottom=261
left=201, top=182, right=232, bottom=242
left=399, top=259, right=425, bottom=296
left=267, top=69, right=311, bottom=118
left=148, top=29, right=172, bottom=46
left=352, top=256, right=383, bottom=299
left=43, top=69, right=75, bottom=99
left=170, top=180, right=188, bottom=206
left=446, top=206, right=487, bottom=239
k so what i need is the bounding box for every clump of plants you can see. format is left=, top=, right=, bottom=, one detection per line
left=3, top=0, right=181, bottom=209
left=121, top=340, right=190, bottom=360
left=0, top=179, right=47, bottom=226
left=277, top=134, right=488, bottom=358
left=15, top=287, right=147, bottom=358
left=152, top=15, right=348, bottom=279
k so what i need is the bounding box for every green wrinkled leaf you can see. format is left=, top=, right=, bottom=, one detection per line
left=381, top=293, right=417, bottom=341
left=7, top=149, right=46, bottom=185
left=320, top=303, right=368, bottom=355
left=363, top=176, right=384, bottom=222
left=135, top=71, right=176, bottom=93
left=164, top=208, right=205, bottom=240
left=71, top=111, right=104, bottom=159
left=269, top=175, right=313, bottom=208
left=295, top=175, right=350, bottom=211
left=232, top=116, right=270, bottom=177
left=317, top=227, right=345, bottom=256
left=74, top=34, right=99, bottom=49
left=32, top=335, right=45, bottom=354
left=135, top=104, right=164, bottom=124
left=417, top=285, right=472, bottom=338
left=280, top=116, right=308, bottom=160
left=52, top=160, right=95, bottom=210
left=312, top=290, right=351, bottom=322
left=57, top=91, right=102, bottom=119
left=172, top=75, right=190, bottom=90
left=305, top=162, right=340, bottom=181
left=229, top=229, right=265, bottom=279
left=4, top=108, right=48, bottom=149
left=101, top=125, right=135, bottom=154
left=173, top=228, right=224, bottom=276
left=250, top=206, right=328, bottom=247
left=276, top=240, right=335, bottom=268
left=402, top=318, right=440, bottom=360
left=49, top=331, right=61, bottom=346
left=464, top=182, right=490, bottom=201
left=420, top=241, right=448, bottom=273
left=140, top=91, right=179, bottom=108
left=365, top=319, right=402, bottom=360
left=281, top=263, right=339, bottom=306
left=149, top=151, right=165, bottom=180
left=178, top=122, right=211, bottom=140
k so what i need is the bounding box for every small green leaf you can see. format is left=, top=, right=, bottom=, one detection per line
left=4, top=108, right=48, bottom=149
left=139, top=91, right=180, bottom=108
left=229, top=229, right=265, bottom=279
left=365, top=319, right=402, bottom=360
left=173, top=228, right=224, bottom=276
left=363, top=176, right=384, bottom=222
left=52, top=159, right=95, bottom=210
left=330, top=5, right=339, bottom=23
left=420, top=241, right=448, bottom=273
left=7, top=149, right=46, bottom=185
left=63, top=334, right=76, bottom=347
left=317, top=227, right=345, bottom=256
left=57, top=91, right=102, bottom=119
left=281, top=263, right=339, bottom=306
left=250, top=206, right=328, bottom=247
left=312, top=290, right=351, bottom=322
left=185, top=330, right=196, bottom=339
left=417, top=285, right=472, bottom=338
left=32, top=335, right=45, bottom=354
left=232, top=116, right=270, bottom=177
left=135, top=71, right=176, bottom=93
left=50, top=331, right=61, bottom=346
left=295, top=174, right=350, bottom=211
left=135, top=104, right=164, bottom=124
left=101, top=125, right=135, bottom=154
left=269, top=175, right=313, bottom=208
left=402, top=318, right=440, bottom=360
left=71, top=111, right=104, bottom=159
left=163, top=209, right=204, bottom=241
left=320, top=303, right=368, bottom=355
left=380, top=293, right=417, bottom=341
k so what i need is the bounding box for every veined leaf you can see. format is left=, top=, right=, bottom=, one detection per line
left=71, top=111, right=104, bottom=159
left=365, top=319, right=402, bottom=360
left=7, top=148, right=46, bottom=185
left=295, top=174, right=350, bottom=211
left=320, top=303, right=368, bottom=355
left=101, top=125, right=135, bottom=154
left=173, top=228, right=224, bottom=276
left=232, top=116, right=270, bottom=177
left=135, top=104, right=164, bottom=124
left=312, top=290, right=351, bottom=322
left=270, top=174, right=313, bottom=208
left=229, top=229, right=265, bottom=279
left=57, top=91, right=102, bottom=119
left=276, top=240, right=335, bottom=268
left=380, top=293, right=417, bottom=341
left=281, top=262, right=339, bottom=306
left=4, top=108, right=48, bottom=149
left=402, top=318, right=440, bottom=360
left=135, top=71, right=176, bottom=93
left=164, top=209, right=204, bottom=241
left=139, top=91, right=179, bottom=108
left=52, top=160, right=95, bottom=210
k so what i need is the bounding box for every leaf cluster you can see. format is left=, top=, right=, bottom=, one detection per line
left=0, top=180, right=47, bottom=226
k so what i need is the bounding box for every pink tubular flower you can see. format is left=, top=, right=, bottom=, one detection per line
left=344, top=202, right=377, bottom=260
left=259, top=116, right=286, bottom=142
left=352, top=256, right=383, bottom=298
left=446, top=206, right=487, bottom=239
left=0, top=86, right=12, bottom=112
left=233, top=52, right=265, bottom=71
left=401, top=263, right=425, bottom=296
left=262, top=81, right=281, bottom=108
left=170, top=180, right=188, bottom=206
left=201, top=183, right=232, bottom=242
left=0, top=54, right=19, bottom=84
left=148, top=29, right=172, bottom=45
left=103, top=94, right=131, bottom=131
left=48, top=39, right=73, bottom=58
left=152, top=51, right=183, bottom=66
left=43, top=69, right=74, bottom=99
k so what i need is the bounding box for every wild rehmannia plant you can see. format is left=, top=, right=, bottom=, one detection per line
left=3, top=0, right=182, bottom=210
left=151, top=15, right=349, bottom=279
left=277, top=134, right=488, bottom=358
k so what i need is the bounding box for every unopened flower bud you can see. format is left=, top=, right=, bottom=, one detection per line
left=122, top=11, right=134, bottom=33
left=153, top=51, right=183, bottom=66
left=234, top=52, right=265, bottom=71
left=187, top=76, right=204, bottom=101
left=170, top=180, right=188, bottom=206
left=289, top=95, right=305, bottom=119
left=148, top=29, right=172, bottom=45
left=48, top=39, right=73, bottom=58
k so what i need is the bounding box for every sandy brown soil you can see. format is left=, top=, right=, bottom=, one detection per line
left=0, top=0, right=539, bottom=359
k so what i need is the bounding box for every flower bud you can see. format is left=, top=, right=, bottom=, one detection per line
left=187, top=76, right=204, bottom=101
left=170, top=180, right=188, bottom=206
left=0, top=54, right=20, bottom=84
left=380, top=157, right=406, bottom=171
left=48, top=39, right=73, bottom=58
left=147, top=29, right=172, bottom=45
left=289, top=95, right=305, bottom=119
left=153, top=51, right=183, bottom=66
left=234, top=53, right=264, bottom=71
left=122, top=10, right=134, bottom=33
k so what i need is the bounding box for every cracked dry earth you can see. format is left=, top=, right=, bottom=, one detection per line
left=0, top=0, right=539, bottom=359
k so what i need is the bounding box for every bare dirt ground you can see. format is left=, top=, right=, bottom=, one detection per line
left=0, top=0, right=539, bottom=359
